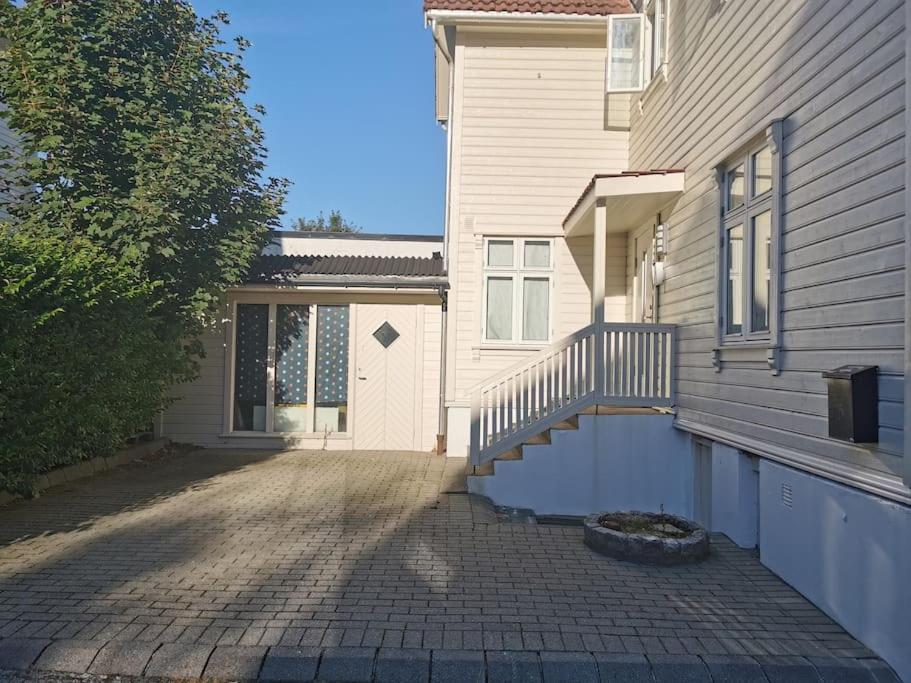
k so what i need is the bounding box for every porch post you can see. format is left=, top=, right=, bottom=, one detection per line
left=592, top=200, right=607, bottom=324
left=593, top=201, right=607, bottom=398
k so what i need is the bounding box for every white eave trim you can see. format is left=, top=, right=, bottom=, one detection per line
left=425, top=9, right=611, bottom=27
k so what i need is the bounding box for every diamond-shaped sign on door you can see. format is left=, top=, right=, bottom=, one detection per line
left=373, top=322, right=400, bottom=348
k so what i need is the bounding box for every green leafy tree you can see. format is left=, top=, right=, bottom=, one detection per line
left=293, top=210, right=361, bottom=233
left=0, top=234, right=192, bottom=495
left=0, top=0, right=288, bottom=330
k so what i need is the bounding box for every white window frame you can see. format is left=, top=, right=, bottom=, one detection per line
left=605, top=3, right=669, bottom=94
left=225, top=297, right=354, bottom=436
left=605, top=13, right=647, bottom=93
left=481, top=237, right=554, bottom=346
left=645, top=0, right=669, bottom=81
left=713, top=121, right=784, bottom=371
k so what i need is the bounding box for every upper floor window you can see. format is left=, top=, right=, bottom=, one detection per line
left=717, top=123, right=782, bottom=346
left=483, top=238, right=553, bottom=344
left=605, top=1, right=669, bottom=93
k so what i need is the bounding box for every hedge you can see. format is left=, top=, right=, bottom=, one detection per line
left=0, top=234, right=192, bottom=495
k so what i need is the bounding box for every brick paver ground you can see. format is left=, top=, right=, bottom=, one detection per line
left=0, top=449, right=893, bottom=680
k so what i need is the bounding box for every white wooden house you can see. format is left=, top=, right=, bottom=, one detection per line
left=161, top=231, right=447, bottom=453
left=419, top=0, right=909, bottom=678
left=159, top=0, right=910, bottom=677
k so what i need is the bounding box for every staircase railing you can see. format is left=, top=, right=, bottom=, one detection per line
left=469, top=322, right=676, bottom=467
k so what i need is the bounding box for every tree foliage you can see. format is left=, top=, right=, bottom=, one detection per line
left=292, top=210, right=361, bottom=233
left=0, top=0, right=287, bottom=492
left=0, top=0, right=288, bottom=327
left=0, top=234, right=193, bottom=495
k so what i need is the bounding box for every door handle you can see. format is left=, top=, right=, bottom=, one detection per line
left=358, top=376, right=367, bottom=380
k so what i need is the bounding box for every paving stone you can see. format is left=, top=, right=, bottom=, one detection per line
left=809, top=657, right=877, bottom=682
left=258, top=646, right=320, bottom=682
left=486, top=651, right=542, bottom=683
left=757, top=655, right=821, bottom=682
left=89, top=640, right=160, bottom=677
left=0, top=450, right=895, bottom=682
left=375, top=648, right=430, bottom=683
left=317, top=647, right=376, bottom=682
left=594, top=653, right=653, bottom=683
left=539, top=651, right=598, bottom=683
left=144, top=642, right=214, bottom=679
left=33, top=640, right=103, bottom=673
left=204, top=645, right=267, bottom=680
left=701, top=655, right=767, bottom=682
left=431, top=649, right=484, bottom=683
left=0, top=639, right=50, bottom=671
left=648, top=654, right=712, bottom=682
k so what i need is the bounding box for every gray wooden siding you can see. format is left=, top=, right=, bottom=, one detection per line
left=628, top=0, right=905, bottom=485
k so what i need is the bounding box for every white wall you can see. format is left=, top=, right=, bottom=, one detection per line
left=445, top=27, right=630, bottom=409
left=469, top=413, right=693, bottom=516
left=266, top=234, right=443, bottom=259
left=162, top=292, right=442, bottom=452
left=710, top=443, right=759, bottom=548
left=760, top=460, right=911, bottom=682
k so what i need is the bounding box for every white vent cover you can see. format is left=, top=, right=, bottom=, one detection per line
left=781, top=483, right=793, bottom=508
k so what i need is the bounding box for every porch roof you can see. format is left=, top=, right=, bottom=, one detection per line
left=563, top=169, right=686, bottom=237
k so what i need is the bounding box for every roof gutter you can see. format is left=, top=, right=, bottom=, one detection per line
left=239, top=278, right=449, bottom=292
left=425, top=9, right=609, bottom=27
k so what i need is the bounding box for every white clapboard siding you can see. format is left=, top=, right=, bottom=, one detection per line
left=447, top=28, right=630, bottom=401
left=627, top=0, right=905, bottom=481
left=163, top=300, right=443, bottom=451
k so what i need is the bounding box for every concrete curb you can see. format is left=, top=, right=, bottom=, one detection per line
left=0, top=438, right=170, bottom=507
left=0, top=639, right=899, bottom=682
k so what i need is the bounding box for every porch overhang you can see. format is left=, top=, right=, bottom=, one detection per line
left=563, top=169, right=686, bottom=237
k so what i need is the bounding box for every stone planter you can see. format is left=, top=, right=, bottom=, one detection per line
left=584, top=511, right=709, bottom=565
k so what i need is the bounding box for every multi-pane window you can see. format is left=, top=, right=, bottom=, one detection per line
left=232, top=302, right=350, bottom=433
left=721, top=141, right=775, bottom=342
left=605, top=1, right=669, bottom=93
left=483, top=238, right=553, bottom=344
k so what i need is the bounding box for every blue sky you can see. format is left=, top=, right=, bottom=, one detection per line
left=191, top=0, right=445, bottom=235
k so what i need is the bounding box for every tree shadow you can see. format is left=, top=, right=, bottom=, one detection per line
left=0, top=449, right=281, bottom=545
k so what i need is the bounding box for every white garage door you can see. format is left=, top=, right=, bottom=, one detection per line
left=353, top=305, right=421, bottom=451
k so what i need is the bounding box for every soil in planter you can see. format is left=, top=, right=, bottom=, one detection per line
left=599, top=513, right=689, bottom=538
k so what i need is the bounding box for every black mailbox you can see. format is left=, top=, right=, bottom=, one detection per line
left=821, top=365, right=878, bottom=443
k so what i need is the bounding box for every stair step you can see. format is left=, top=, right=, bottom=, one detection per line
left=524, top=431, right=551, bottom=445
left=552, top=415, right=579, bottom=430
left=496, top=446, right=523, bottom=461
left=472, top=461, right=495, bottom=476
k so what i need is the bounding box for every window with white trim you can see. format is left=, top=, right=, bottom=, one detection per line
left=231, top=302, right=350, bottom=434
left=482, top=238, right=553, bottom=344
left=718, top=127, right=780, bottom=345
left=605, top=1, right=669, bottom=93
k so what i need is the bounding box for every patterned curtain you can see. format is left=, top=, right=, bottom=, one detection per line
left=233, top=304, right=268, bottom=430
left=315, top=305, right=349, bottom=405
left=275, top=305, right=309, bottom=405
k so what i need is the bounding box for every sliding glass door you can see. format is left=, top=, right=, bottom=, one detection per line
left=231, top=302, right=350, bottom=434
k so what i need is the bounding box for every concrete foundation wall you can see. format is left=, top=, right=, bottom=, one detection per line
left=468, top=413, right=693, bottom=517
left=759, top=460, right=911, bottom=682
left=445, top=406, right=470, bottom=459
left=710, top=443, right=759, bottom=548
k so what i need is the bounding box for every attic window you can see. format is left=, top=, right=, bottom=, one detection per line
left=605, top=2, right=670, bottom=94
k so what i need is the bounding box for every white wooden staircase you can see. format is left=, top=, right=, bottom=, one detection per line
left=469, top=322, right=676, bottom=475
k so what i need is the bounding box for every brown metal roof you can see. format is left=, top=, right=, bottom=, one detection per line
left=563, top=169, right=686, bottom=226
left=424, top=0, right=633, bottom=15
left=245, top=254, right=447, bottom=288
